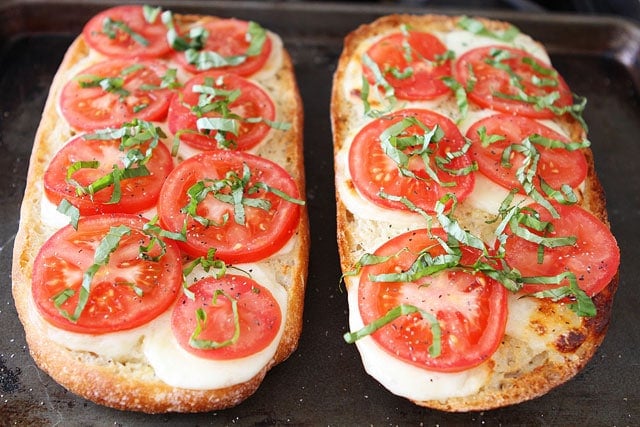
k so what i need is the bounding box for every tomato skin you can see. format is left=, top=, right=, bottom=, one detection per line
left=364, top=31, right=451, bottom=100
left=43, top=134, right=174, bottom=215
left=157, top=150, right=301, bottom=263
left=505, top=203, right=620, bottom=297
left=59, top=59, right=173, bottom=131
left=82, top=5, right=172, bottom=59
left=31, top=214, right=183, bottom=334
left=349, top=108, right=475, bottom=213
left=175, top=18, right=272, bottom=76
left=358, top=229, right=508, bottom=372
left=167, top=72, right=275, bottom=151
left=171, top=275, right=281, bottom=360
left=466, top=114, right=587, bottom=194
left=454, top=46, right=573, bottom=118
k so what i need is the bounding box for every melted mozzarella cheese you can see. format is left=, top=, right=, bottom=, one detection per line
left=33, top=262, right=287, bottom=389
left=143, top=263, right=287, bottom=389
left=346, top=277, right=491, bottom=401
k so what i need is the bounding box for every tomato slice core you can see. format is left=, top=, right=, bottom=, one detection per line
left=82, top=5, right=172, bottom=59
left=59, top=59, right=173, bottom=130
left=505, top=203, right=619, bottom=297
left=157, top=151, right=301, bottom=263
left=364, top=31, right=451, bottom=100
left=31, top=214, right=182, bottom=334
left=349, top=108, right=475, bottom=212
left=455, top=46, right=573, bottom=118
left=174, top=18, right=272, bottom=76
left=171, top=275, right=281, bottom=360
left=358, top=229, right=507, bottom=372
left=167, top=72, right=275, bottom=151
left=43, top=134, right=174, bottom=215
left=466, top=114, right=587, bottom=194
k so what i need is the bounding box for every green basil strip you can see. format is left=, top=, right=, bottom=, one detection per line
left=196, top=117, right=240, bottom=136
left=56, top=225, right=131, bottom=322
left=525, top=272, right=596, bottom=317
left=139, top=215, right=187, bottom=262
left=441, top=76, right=469, bottom=122
left=344, top=304, right=442, bottom=358
left=162, top=11, right=207, bottom=52
left=66, top=160, right=99, bottom=195
left=509, top=214, right=576, bottom=248
left=183, top=21, right=266, bottom=71
left=102, top=17, right=149, bottom=47
left=189, top=290, right=240, bottom=349
left=378, top=117, right=453, bottom=187
left=477, top=125, right=505, bottom=147
left=56, top=199, right=80, bottom=230
left=250, top=181, right=306, bottom=206
left=77, top=74, right=130, bottom=99
left=362, top=53, right=395, bottom=98
left=457, top=15, right=520, bottom=42
left=142, top=5, right=162, bottom=23
left=340, top=252, right=399, bottom=281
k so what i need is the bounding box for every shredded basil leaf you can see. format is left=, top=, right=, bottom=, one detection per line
left=55, top=225, right=131, bottom=323
left=56, top=199, right=80, bottom=230
left=189, top=290, right=241, bottom=349
left=344, top=304, right=442, bottom=358
left=457, top=16, right=520, bottom=42
left=101, top=17, right=149, bottom=47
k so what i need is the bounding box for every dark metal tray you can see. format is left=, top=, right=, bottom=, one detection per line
left=2, top=1, right=639, bottom=424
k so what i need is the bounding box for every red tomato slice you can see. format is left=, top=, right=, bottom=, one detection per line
left=505, top=203, right=620, bottom=297
left=466, top=114, right=587, bottom=194
left=82, top=5, right=172, bottom=59
left=364, top=31, right=451, bottom=100
left=349, top=108, right=475, bottom=212
left=175, top=18, right=272, bottom=76
left=43, top=134, right=174, bottom=215
left=455, top=46, right=573, bottom=118
left=157, top=151, right=301, bottom=263
left=59, top=59, right=173, bottom=131
left=358, top=229, right=507, bottom=372
left=31, top=214, right=183, bottom=334
left=167, top=72, right=275, bottom=151
left=171, top=275, right=281, bottom=360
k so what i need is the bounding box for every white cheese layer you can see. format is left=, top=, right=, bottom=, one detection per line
left=32, top=263, right=287, bottom=390
left=346, top=277, right=491, bottom=401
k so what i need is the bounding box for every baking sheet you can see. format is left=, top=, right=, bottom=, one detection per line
left=1, top=1, right=639, bottom=424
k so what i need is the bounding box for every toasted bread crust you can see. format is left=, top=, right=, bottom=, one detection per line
left=332, top=14, right=618, bottom=411
left=12, top=11, right=308, bottom=413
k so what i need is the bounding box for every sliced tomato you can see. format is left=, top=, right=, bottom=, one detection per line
left=358, top=229, right=507, bottom=372
left=175, top=18, right=272, bottom=76
left=82, top=5, right=171, bottom=59
left=157, top=151, right=301, bottom=263
left=171, top=275, right=281, bottom=360
left=31, top=214, right=183, bottom=334
left=363, top=31, right=451, bottom=100
left=454, top=46, right=573, bottom=118
left=466, top=114, right=587, bottom=194
left=167, top=72, right=275, bottom=151
left=349, top=108, right=475, bottom=212
left=505, top=203, right=620, bottom=297
left=43, top=134, right=174, bottom=215
left=59, top=59, right=173, bottom=131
